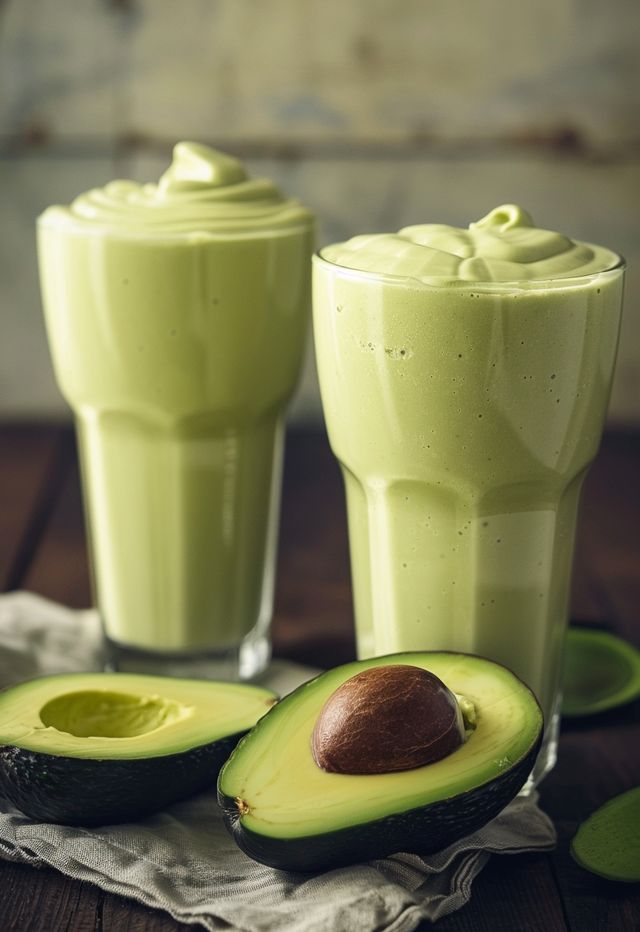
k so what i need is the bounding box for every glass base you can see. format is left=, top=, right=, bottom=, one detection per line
left=519, top=694, right=561, bottom=796
left=103, top=633, right=271, bottom=682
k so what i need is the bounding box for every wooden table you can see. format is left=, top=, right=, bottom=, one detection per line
left=1, top=424, right=639, bottom=931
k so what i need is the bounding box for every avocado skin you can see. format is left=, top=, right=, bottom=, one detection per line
left=217, top=734, right=541, bottom=872
left=0, top=732, right=243, bottom=825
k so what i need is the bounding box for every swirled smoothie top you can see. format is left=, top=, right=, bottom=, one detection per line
left=39, top=142, right=312, bottom=236
left=321, top=205, right=619, bottom=283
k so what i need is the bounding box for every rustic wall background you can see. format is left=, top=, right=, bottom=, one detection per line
left=1, top=0, right=639, bottom=423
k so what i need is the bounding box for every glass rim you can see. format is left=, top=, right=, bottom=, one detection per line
left=313, top=247, right=626, bottom=292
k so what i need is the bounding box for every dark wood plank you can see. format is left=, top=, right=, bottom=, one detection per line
left=0, top=860, right=102, bottom=932
left=0, top=424, right=65, bottom=591
left=606, top=575, right=640, bottom=647
left=273, top=427, right=355, bottom=668
left=434, top=853, right=567, bottom=932
left=99, top=889, right=194, bottom=931
left=570, top=536, right=610, bottom=624
left=0, top=861, right=193, bottom=932
left=575, top=432, right=640, bottom=643
left=21, top=429, right=92, bottom=608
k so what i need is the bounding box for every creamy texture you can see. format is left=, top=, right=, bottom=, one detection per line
left=313, top=210, right=623, bottom=768
left=321, top=204, right=620, bottom=282
left=40, top=141, right=310, bottom=235
left=38, top=144, right=313, bottom=660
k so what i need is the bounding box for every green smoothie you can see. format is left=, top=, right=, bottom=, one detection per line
left=313, top=205, right=623, bottom=777
left=38, top=143, right=313, bottom=674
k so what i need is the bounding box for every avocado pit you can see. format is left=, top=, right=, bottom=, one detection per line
left=311, top=664, right=466, bottom=774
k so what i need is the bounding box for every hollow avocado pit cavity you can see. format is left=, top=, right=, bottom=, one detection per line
left=39, top=690, right=190, bottom=739
left=311, top=664, right=469, bottom=775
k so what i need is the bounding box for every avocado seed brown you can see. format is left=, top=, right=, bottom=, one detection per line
left=311, top=664, right=464, bottom=774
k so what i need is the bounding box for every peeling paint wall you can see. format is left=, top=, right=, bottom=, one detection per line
left=1, top=0, right=639, bottom=422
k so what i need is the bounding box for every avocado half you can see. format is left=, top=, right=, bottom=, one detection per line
left=0, top=672, right=276, bottom=825
left=217, top=652, right=543, bottom=871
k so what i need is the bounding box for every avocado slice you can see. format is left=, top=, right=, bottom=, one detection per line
left=571, top=787, right=640, bottom=882
left=0, top=672, right=276, bottom=825
left=217, top=652, right=543, bottom=871
left=562, top=627, right=640, bottom=717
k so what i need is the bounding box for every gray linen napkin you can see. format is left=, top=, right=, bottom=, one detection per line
left=0, top=592, right=556, bottom=931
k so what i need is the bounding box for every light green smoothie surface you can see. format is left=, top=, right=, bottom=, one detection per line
left=40, top=140, right=311, bottom=235
left=321, top=204, right=620, bottom=282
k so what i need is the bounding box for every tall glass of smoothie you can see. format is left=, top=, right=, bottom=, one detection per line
left=38, top=142, right=314, bottom=680
left=313, top=205, right=624, bottom=783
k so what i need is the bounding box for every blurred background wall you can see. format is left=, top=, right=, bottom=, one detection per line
left=1, top=0, right=639, bottom=424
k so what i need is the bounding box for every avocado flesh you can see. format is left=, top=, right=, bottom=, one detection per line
left=562, top=628, right=640, bottom=717
left=218, top=652, right=542, bottom=870
left=0, top=672, right=276, bottom=825
left=571, top=786, right=640, bottom=882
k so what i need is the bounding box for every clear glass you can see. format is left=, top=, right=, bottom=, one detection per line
left=38, top=223, right=312, bottom=681
left=313, top=253, right=625, bottom=784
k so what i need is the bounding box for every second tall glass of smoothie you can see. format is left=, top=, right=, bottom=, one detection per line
left=38, top=142, right=314, bottom=679
left=313, top=205, right=624, bottom=782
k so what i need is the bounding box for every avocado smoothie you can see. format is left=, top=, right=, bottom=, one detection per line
left=313, top=205, right=623, bottom=781
left=38, top=142, right=313, bottom=678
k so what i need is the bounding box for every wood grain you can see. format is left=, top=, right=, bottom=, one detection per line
left=0, top=424, right=64, bottom=590
left=0, top=861, right=192, bottom=932
left=0, top=861, right=102, bottom=932
left=435, top=853, right=568, bottom=932
left=273, top=428, right=355, bottom=668
left=21, top=430, right=91, bottom=608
